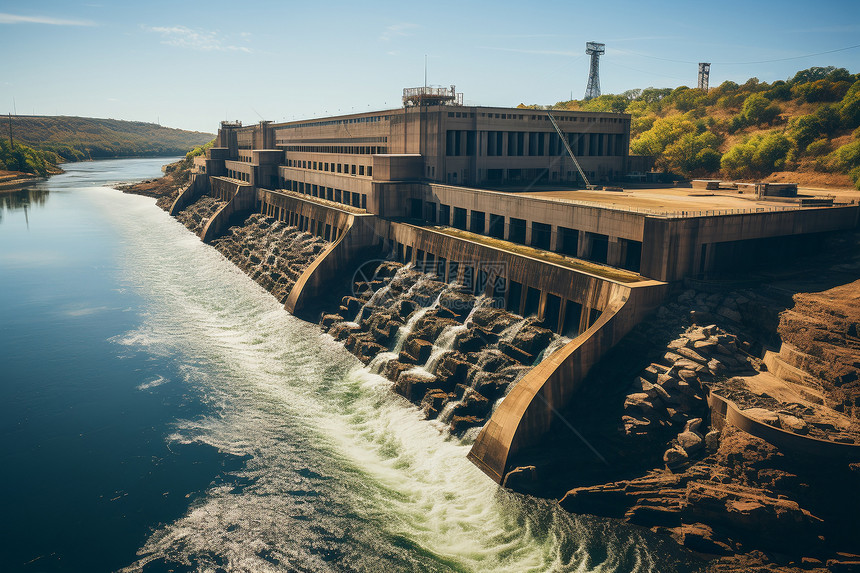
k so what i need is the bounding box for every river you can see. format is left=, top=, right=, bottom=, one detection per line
left=0, top=158, right=700, bottom=572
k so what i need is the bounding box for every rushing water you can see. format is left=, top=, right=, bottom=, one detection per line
left=0, top=158, right=701, bottom=572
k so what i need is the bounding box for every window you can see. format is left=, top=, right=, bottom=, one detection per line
left=439, top=204, right=450, bottom=226
left=359, top=165, right=365, bottom=176
left=453, top=207, right=467, bottom=230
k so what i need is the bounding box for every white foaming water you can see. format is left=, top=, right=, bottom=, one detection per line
left=80, top=182, right=693, bottom=572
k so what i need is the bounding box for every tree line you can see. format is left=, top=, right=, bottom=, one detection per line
left=520, top=66, right=860, bottom=189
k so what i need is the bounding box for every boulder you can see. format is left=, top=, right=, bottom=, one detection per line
left=341, top=296, right=364, bottom=317
left=704, top=429, right=721, bottom=452
left=685, top=417, right=704, bottom=434
left=395, top=299, right=418, bottom=320
left=439, top=290, right=475, bottom=320
left=743, top=408, right=780, bottom=427
left=624, top=393, right=659, bottom=416
left=663, top=445, right=689, bottom=469
left=320, top=313, right=344, bottom=330
left=450, top=414, right=483, bottom=435
left=510, top=325, right=553, bottom=355
left=677, top=430, right=704, bottom=454
left=502, top=466, right=537, bottom=490
left=400, top=338, right=433, bottom=364
left=498, top=341, right=534, bottom=365
left=355, top=340, right=385, bottom=364
left=675, top=347, right=708, bottom=365
left=421, top=389, right=450, bottom=419
left=393, top=372, right=439, bottom=402
left=778, top=413, right=809, bottom=435
left=452, top=388, right=490, bottom=417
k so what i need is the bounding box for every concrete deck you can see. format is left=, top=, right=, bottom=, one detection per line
left=505, top=186, right=860, bottom=216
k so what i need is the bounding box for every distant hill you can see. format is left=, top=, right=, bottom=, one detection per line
left=520, top=66, right=860, bottom=189
left=5, top=115, right=213, bottom=162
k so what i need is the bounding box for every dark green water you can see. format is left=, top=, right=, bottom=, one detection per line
left=0, top=158, right=700, bottom=572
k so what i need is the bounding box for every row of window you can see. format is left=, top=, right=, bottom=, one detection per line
left=409, top=198, right=641, bottom=272
left=227, top=169, right=250, bottom=182
left=279, top=179, right=368, bottom=210
left=284, top=159, right=372, bottom=177
left=447, top=111, right=627, bottom=124
left=277, top=114, right=392, bottom=131
left=280, top=145, right=388, bottom=155
left=446, top=130, right=625, bottom=157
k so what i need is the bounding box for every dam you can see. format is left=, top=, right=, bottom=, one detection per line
left=170, top=88, right=859, bottom=486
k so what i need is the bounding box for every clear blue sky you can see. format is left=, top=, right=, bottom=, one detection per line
left=2, top=0, right=859, bottom=133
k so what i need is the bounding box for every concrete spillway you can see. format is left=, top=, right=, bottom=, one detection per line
left=171, top=176, right=668, bottom=485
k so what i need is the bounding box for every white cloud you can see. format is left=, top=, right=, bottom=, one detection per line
left=0, top=13, right=95, bottom=26
left=380, top=22, right=418, bottom=42
left=148, top=25, right=252, bottom=53
left=480, top=46, right=578, bottom=57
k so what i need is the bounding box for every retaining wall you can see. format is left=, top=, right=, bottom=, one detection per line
left=200, top=177, right=255, bottom=242
left=708, top=392, right=860, bottom=460
left=168, top=173, right=208, bottom=216
left=467, top=277, right=667, bottom=483
left=256, top=188, right=383, bottom=316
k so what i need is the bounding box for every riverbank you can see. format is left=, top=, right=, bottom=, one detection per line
left=0, top=169, right=48, bottom=192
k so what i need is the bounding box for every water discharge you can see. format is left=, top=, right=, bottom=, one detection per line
left=5, top=159, right=697, bottom=572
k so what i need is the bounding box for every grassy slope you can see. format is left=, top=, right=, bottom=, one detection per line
left=521, top=66, right=860, bottom=188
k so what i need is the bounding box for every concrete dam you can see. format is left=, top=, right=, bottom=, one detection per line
left=166, top=102, right=859, bottom=487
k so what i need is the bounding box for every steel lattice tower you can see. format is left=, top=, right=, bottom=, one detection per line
left=584, top=42, right=605, bottom=100
left=698, top=62, right=711, bottom=91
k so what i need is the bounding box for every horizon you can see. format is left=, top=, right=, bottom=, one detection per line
left=2, top=0, right=859, bottom=133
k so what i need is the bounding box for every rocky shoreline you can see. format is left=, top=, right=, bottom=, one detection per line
left=514, top=238, right=860, bottom=572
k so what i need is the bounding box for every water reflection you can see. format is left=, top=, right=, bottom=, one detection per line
left=0, top=188, right=50, bottom=223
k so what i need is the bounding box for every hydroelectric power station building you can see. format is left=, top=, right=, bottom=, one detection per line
left=182, top=86, right=859, bottom=483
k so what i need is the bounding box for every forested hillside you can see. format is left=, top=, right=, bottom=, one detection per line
left=521, top=66, right=860, bottom=189
left=0, top=115, right=213, bottom=176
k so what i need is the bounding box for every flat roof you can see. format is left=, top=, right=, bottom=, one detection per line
left=506, top=186, right=857, bottom=216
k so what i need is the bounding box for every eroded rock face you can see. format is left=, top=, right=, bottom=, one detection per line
left=175, top=195, right=225, bottom=235
left=320, top=261, right=567, bottom=437
left=211, top=213, right=328, bottom=304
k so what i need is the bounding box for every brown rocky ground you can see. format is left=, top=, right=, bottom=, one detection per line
left=505, top=228, right=860, bottom=572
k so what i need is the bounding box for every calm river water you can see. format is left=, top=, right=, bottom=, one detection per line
left=0, top=158, right=700, bottom=572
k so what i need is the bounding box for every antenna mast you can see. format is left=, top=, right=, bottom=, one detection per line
left=584, top=41, right=605, bottom=100
left=697, top=62, right=711, bottom=91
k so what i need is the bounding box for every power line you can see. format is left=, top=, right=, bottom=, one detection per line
left=619, top=42, right=860, bottom=66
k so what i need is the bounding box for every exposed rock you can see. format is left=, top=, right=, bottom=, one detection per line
left=502, top=465, right=537, bottom=490
left=778, top=413, right=810, bottom=435
left=743, top=407, right=780, bottom=427
left=677, top=430, right=704, bottom=454
left=663, top=445, right=689, bottom=468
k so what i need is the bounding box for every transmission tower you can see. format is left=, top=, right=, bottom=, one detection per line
left=698, top=62, right=711, bottom=91
left=584, top=42, right=605, bottom=100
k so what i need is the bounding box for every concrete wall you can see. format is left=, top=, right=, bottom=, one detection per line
left=468, top=276, right=668, bottom=483
left=168, top=174, right=208, bottom=216
left=708, top=392, right=860, bottom=460
left=200, top=177, right=255, bottom=243
left=256, top=188, right=384, bottom=317
left=640, top=205, right=860, bottom=281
